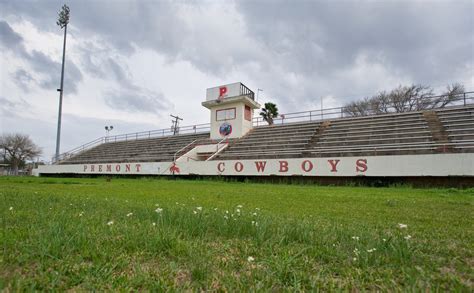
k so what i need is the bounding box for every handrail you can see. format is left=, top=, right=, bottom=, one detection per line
left=206, top=137, right=229, bottom=161
left=252, top=91, right=474, bottom=126
left=173, top=139, right=202, bottom=162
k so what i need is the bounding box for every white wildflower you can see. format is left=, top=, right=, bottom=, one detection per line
left=236, top=208, right=241, bottom=213
left=152, top=222, right=156, bottom=226
left=382, top=238, right=387, bottom=242
left=398, top=223, right=408, bottom=229
left=353, top=257, right=357, bottom=261
left=237, top=205, right=243, bottom=208
left=404, top=235, right=412, bottom=240
left=225, top=210, right=229, bottom=214
left=107, top=221, right=114, bottom=226
left=351, top=236, right=359, bottom=241
left=255, top=208, right=260, bottom=211
left=79, top=212, right=84, bottom=217
left=367, top=248, right=377, bottom=253
left=214, top=208, right=218, bottom=211
left=224, top=215, right=229, bottom=220
left=126, top=212, right=133, bottom=217
left=196, top=206, right=202, bottom=211
left=193, top=210, right=198, bottom=215
left=353, top=248, right=360, bottom=255
left=155, top=208, right=163, bottom=213
left=252, top=212, right=257, bottom=216
left=9, top=206, right=13, bottom=211
left=247, top=256, right=255, bottom=262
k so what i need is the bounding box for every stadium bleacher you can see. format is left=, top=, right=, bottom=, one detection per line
left=60, top=105, right=473, bottom=164
left=215, top=105, right=474, bottom=160
left=61, top=132, right=210, bottom=164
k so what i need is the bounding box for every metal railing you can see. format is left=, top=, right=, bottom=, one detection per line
left=53, top=91, right=473, bottom=164
left=240, top=82, right=255, bottom=100
left=206, top=137, right=229, bottom=161
left=53, top=123, right=210, bottom=163
left=252, top=91, right=474, bottom=126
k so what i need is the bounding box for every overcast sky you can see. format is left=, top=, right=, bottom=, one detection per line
left=1, top=0, right=473, bottom=161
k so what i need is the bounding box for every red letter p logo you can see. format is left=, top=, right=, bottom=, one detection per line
left=218, top=86, right=227, bottom=99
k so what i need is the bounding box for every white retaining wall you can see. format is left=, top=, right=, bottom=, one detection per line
left=34, top=153, right=474, bottom=177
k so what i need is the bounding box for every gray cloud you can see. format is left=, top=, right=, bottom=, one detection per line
left=0, top=19, right=23, bottom=48
left=104, top=87, right=172, bottom=114
left=1, top=1, right=472, bottom=114
left=0, top=20, right=83, bottom=93
left=76, top=40, right=172, bottom=114
left=13, top=69, right=35, bottom=90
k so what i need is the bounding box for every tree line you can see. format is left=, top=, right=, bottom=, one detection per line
left=343, top=83, right=465, bottom=117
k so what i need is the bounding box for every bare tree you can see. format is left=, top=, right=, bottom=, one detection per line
left=0, top=134, right=42, bottom=175
left=429, top=83, right=465, bottom=109
left=343, top=83, right=465, bottom=117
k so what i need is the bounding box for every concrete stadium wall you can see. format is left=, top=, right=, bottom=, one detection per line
left=34, top=153, right=474, bottom=177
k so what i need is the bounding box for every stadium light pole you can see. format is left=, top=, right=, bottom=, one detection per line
left=55, top=4, right=70, bottom=162
left=105, top=126, right=114, bottom=136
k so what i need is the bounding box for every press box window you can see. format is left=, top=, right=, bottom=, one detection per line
left=216, top=108, right=236, bottom=121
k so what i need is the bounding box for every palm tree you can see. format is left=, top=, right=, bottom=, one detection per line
left=260, top=102, right=279, bottom=125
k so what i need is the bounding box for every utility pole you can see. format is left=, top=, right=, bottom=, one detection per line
left=55, top=4, right=70, bottom=162
left=170, top=114, right=183, bottom=135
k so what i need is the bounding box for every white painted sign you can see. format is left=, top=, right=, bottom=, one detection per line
left=206, top=82, right=242, bottom=101
left=35, top=154, right=474, bottom=177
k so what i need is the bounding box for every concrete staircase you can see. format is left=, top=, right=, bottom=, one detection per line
left=423, top=111, right=451, bottom=152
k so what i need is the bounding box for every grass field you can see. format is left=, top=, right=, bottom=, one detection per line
left=1, top=176, right=473, bottom=291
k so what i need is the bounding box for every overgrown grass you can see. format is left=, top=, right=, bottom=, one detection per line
left=1, top=176, right=473, bottom=290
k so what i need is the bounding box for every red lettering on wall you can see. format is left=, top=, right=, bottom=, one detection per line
left=219, top=86, right=227, bottom=98
left=301, top=160, right=313, bottom=172
left=83, top=165, right=88, bottom=172
left=234, top=162, right=243, bottom=172
left=217, top=162, right=225, bottom=172
left=255, top=161, right=267, bottom=172
left=279, top=161, right=288, bottom=172
left=328, top=159, right=340, bottom=172
left=125, top=164, right=131, bottom=172
left=115, top=165, right=121, bottom=172
left=356, top=159, right=368, bottom=173
left=106, top=165, right=112, bottom=172
left=98, top=165, right=103, bottom=172
left=90, top=165, right=95, bottom=172
left=135, top=164, right=141, bottom=172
